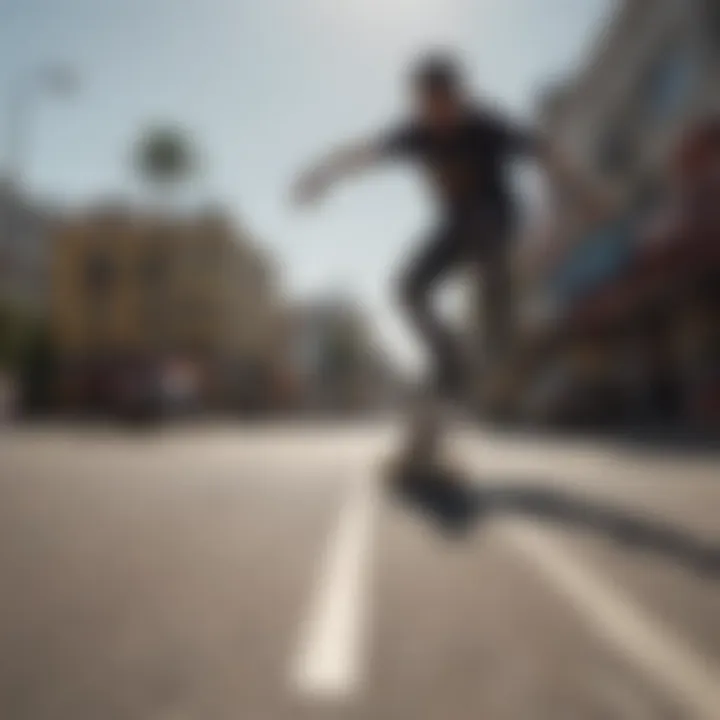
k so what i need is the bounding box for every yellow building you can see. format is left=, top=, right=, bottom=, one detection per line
left=52, top=204, right=283, bottom=413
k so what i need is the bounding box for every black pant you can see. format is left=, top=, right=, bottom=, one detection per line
left=396, top=203, right=513, bottom=399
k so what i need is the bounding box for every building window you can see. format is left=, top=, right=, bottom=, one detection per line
left=704, top=0, right=720, bottom=47
left=141, top=246, right=168, bottom=287
left=597, top=126, right=634, bottom=178
left=85, top=251, right=115, bottom=299
left=550, top=217, right=635, bottom=305
left=642, top=43, right=696, bottom=126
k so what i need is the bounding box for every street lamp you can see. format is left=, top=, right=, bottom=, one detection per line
left=1, top=65, right=79, bottom=309
left=5, top=64, right=80, bottom=186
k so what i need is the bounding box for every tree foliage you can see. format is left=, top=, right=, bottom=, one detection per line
left=0, top=300, right=38, bottom=370
left=133, top=125, right=198, bottom=189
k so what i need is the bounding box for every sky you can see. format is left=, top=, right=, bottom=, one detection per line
left=0, top=0, right=613, bottom=368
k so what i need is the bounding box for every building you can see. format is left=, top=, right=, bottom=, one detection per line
left=508, top=0, right=720, bottom=428
left=282, top=296, right=399, bottom=415
left=521, top=0, right=718, bottom=317
left=0, top=180, right=52, bottom=313
left=52, top=204, right=283, bottom=416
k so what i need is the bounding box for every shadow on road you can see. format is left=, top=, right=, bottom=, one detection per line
left=500, top=424, right=720, bottom=460
left=391, top=467, right=720, bottom=578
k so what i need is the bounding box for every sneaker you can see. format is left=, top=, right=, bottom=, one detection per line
left=382, top=454, right=477, bottom=536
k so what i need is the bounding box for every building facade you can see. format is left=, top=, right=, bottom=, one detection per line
left=521, top=0, right=719, bottom=324
left=282, top=297, right=398, bottom=415
left=52, top=205, right=283, bottom=415
left=508, top=0, right=720, bottom=428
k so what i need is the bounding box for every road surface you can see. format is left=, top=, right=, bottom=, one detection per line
left=0, top=422, right=718, bottom=719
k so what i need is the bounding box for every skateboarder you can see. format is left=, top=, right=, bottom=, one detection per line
left=291, top=53, right=607, bottom=475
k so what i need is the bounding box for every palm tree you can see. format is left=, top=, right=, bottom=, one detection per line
left=132, top=124, right=199, bottom=207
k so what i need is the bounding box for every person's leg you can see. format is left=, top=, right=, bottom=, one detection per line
left=478, top=235, right=515, bottom=416
left=388, top=224, right=480, bottom=529
left=390, top=223, right=466, bottom=468
left=396, top=222, right=465, bottom=398
left=482, top=245, right=514, bottom=368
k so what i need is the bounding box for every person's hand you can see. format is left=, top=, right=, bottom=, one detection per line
left=291, top=167, right=330, bottom=208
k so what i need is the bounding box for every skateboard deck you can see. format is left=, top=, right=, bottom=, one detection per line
left=383, top=393, right=477, bottom=535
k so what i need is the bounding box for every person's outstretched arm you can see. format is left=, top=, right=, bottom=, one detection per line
left=291, top=139, right=384, bottom=206
left=534, top=136, right=616, bottom=219
left=291, top=124, right=418, bottom=206
left=492, top=108, right=614, bottom=219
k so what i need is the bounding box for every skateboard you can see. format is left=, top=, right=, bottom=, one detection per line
left=382, top=392, right=477, bottom=534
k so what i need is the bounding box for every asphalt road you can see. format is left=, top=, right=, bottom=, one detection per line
left=0, top=422, right=718, bottom=719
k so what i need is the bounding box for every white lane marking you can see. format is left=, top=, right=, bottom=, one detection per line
left=291, top=475, right=376, bottom=700
left=501, top=521, right=720, bottom=720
